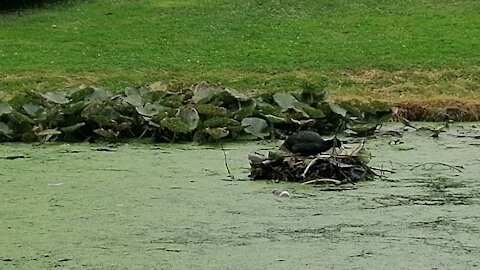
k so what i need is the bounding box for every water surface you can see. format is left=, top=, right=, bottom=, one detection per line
left=1, top=124, right=480, bottom=269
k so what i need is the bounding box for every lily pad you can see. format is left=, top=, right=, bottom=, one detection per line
left=330, top=104, right=348, bottom=117
left=8, top=111, right=34, bottom=124
left=347, top=122, right=379, bottom=136
left=82, top=104, right=121, bottom=126
left=203, top=117, right=237, bottom=128
left=193, top=103, right=228, bottom=116
left=205, top=127, right=230, bottom=140
left=85, top=88, right=110, bottom=102
left=0, top=101, right=13, bottom=116
left=22, top=103, right=45, bottom=118
left=222, top=88, right=250, bottom=102
left=293, top=102, right=325, bottom=119
left=41, top=92, right=70, bottom=104
left=0, top=122, right=13, bottom=136
left=273, top=93, right=298, bottom=109
left=176, top=107, right=199, bottom=131
left=192, top=83, right=220, bottom=103
left=68, top=86, right=95, bottom=103
left=241, top=117, right=269, bottom=139
left=234, top=104, right=256, bottom=120
left=135, top=103, right=166, bottom=117
left=123, top=88, right=144, bottom=107
left=160, top=118, right=192, bottom=133
left=264, top=114, right=286, bottom=124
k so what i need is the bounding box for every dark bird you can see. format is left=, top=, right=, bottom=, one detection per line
left=281, top=131, right=342, bottom=156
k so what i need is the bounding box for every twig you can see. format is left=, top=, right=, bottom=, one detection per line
left=410, top=162, right=463, bottom=172
left=370, top=167, right=396, bottom=174
left=339, top=169, right=352, bottom=183
left=302, top=178, right=342, bottom=185
left=301, top=156, right=321, bottom=178
left=138, top=127, right=149, bottom=139
left=348, top=140, right=365, bottom=157
left=221, top=143, right=235, bottom=180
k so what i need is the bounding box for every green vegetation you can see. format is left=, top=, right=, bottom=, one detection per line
left=1, top=0, right=479, bottom=108
left=0, top=82, right=392, bottom=142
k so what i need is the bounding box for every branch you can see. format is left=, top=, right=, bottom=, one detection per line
left=410, top=162, right=463, bottom=172
left=302, top=178, right=342, bottom=185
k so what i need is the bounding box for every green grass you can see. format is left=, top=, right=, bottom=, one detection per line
left=1, top=0, right=480, bottom=104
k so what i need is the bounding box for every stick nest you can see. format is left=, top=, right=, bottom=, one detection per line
left=248, top=145, right=376, bottom=185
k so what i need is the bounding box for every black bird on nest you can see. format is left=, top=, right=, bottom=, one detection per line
left=281, top=131, right=342, bottom=156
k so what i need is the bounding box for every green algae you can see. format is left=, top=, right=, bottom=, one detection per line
left=1, top=123, right=480, bottom=269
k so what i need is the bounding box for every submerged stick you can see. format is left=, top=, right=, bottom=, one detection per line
left=370, top=167, right=396, bottom=174
left=221, top=143, right=235, bottom=180
left=410, top=162, right=463, bottom=172
left=302, top=178, right=342, bottom=185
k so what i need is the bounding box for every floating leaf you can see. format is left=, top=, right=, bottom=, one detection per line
left=82, top=104, right=121, bottom=126
left=347, top=122, right=379, bottom=136
left=256, top=100, right=279, bottom=115
left=41, top=92, right=70, bottom=104
left=85, top=88, right=110, bottom=101
left=123, top=88, right=144, bottom=107
left=293, top=102, right=325, bottom=119
left=203, top=117, right=237, bottom=128
left=234, top=104, right=256, bottom=120
left=0, top=122, right=12, bottom=136
left=8, top=111, right=34, bottom=124
left=22, top=103, right=45, bottom=117
left=135, top=103, right=166, bottom=117
left=160, top=118, right=192, bottom=133
left=193, top=103, right=227, bottom=116
left=192, top=83, right=220, bottom=103
left=68, top=86, right=95, bottom=102
left=205, top=127, right=230, bottom=140
left=273, top=93, right=298, bottom=109
left=143, top=90, right=168, bottom=103
left=222, top=88, right=250, bottom=102
left=63, top=102, right=87, bottom=115
left=330, top=104, right=347, bottom=117
left=241, top=117, right=269, bottom=139
left=176, top=107, right=199, bottom=131
left=0, top=101, right=13, bottom=116
left=264, top=114, right=286, bottom=124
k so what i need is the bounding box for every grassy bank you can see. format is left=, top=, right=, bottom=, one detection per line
left=1, top=0, right=479, bottom=116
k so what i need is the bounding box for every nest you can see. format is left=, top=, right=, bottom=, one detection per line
left=248, top=144, right=376, bottom=185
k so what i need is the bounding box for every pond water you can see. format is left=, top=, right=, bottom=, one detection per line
left=1, top=123, right=480, bottom=269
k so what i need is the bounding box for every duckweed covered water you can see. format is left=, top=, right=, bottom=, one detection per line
left=1, top=124, right=480, bottom=269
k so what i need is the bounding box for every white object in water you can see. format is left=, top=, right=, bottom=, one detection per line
left=273, top=189, right=291, bottom=198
